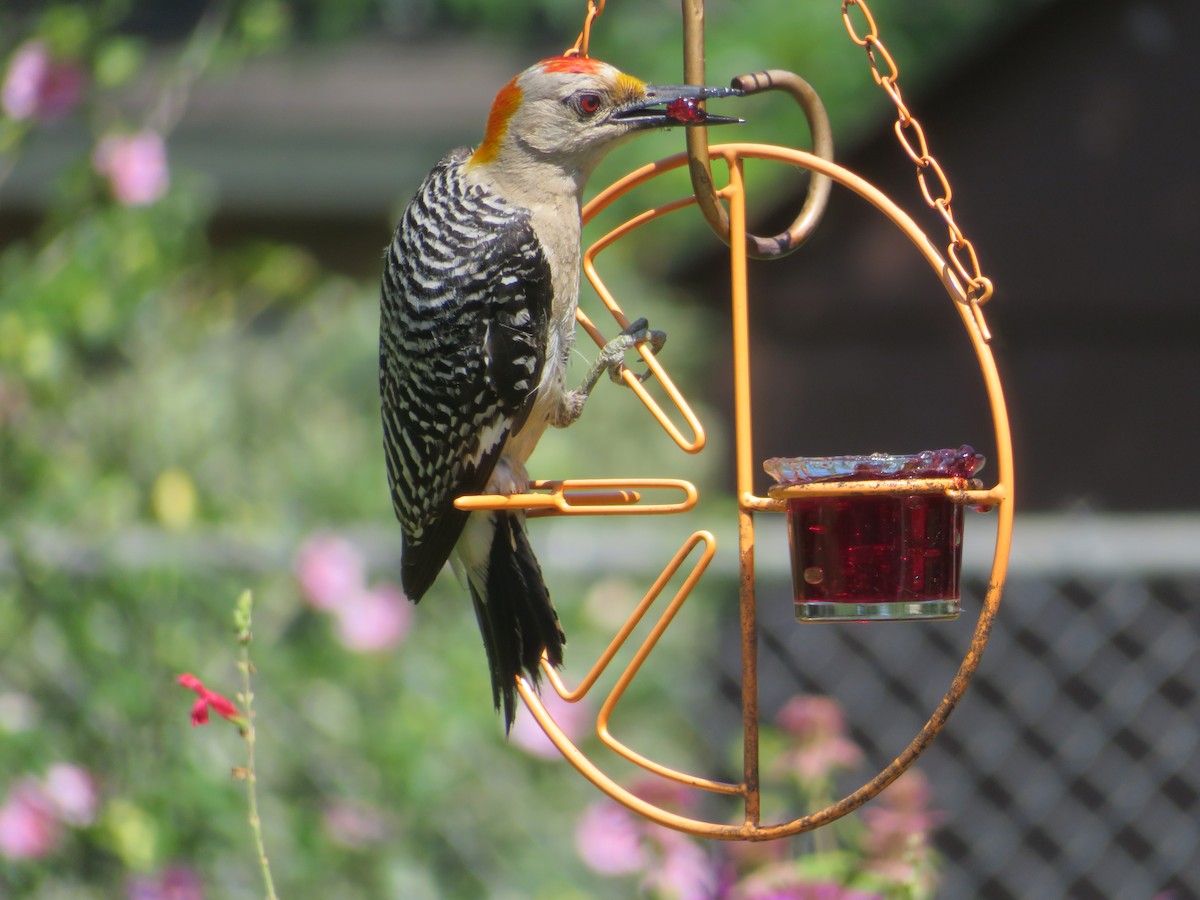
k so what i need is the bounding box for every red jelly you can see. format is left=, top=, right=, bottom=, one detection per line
left=765, top=448, right=983, bottom=622
left=666, top=97, right=707, bottom=124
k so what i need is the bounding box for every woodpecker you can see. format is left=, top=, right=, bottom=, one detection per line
left=380, top=56, right=739, bottom=729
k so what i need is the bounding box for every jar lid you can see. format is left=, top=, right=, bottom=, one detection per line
left=764, top=445, right=985, bottom=485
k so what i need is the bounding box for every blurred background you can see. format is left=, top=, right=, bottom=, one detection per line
left=1, top=0, right=1196, bottom=898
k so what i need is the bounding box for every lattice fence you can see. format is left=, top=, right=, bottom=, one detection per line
left=729, top=565, right=1199, bottom=898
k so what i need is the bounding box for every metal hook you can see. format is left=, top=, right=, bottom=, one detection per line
left=681, top=0, right=834, bottom=258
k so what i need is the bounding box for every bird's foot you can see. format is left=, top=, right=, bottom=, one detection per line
left=552, top=318, right=667, bottom=428
left=593, top=317, right=667, bottom=387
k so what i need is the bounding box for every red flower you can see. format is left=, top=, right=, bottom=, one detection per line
left=176, top=674, right=243, bottom=728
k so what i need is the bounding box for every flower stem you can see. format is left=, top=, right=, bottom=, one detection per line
left=235, top=590, right=279, bottom=900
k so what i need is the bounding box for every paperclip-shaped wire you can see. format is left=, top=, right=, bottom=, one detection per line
left=455, top=142, right=1013, bottom=840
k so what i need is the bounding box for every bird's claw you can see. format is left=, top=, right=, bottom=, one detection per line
left=564, top=316, right=669, bottom=425
left=603, top=317, right=667, bottom=385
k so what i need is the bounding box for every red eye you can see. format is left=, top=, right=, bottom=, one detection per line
left=576, top=93, right=602, bottom=115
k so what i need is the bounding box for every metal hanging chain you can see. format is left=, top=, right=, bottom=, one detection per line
left=563, top=0, right=994, bottom=310
left=842, top=0, right=994, bottom=308
left=565, top=0, right=607, bottom=57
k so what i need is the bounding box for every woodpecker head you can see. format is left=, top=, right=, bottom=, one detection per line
left=469, top=56, right=740, bottom=184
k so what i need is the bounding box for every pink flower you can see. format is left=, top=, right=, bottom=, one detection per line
left=642, top=829, right=719, bottom=899
left=861, top=770, right=942, bottom=883
left=877, top=767, right=934, bottom=814
left=332, top=583, right=411, bottom=653
left=296, top=533, right=413, bottom=652
left=176, top=673, right=244, bottom=728
left=774, top=695, right=864, bottom=783
left=322, top=799, right=390, bottom=849
left=93, top=130, right=169, bottom=206
left=722, top=836, right=789, bottom=877
left=295, top=534, right=367, bottom=611
left=731, top=861, right=887, bottom=900
left=628, top=775, right=695, bottom=814
left=735, top=880, right=883, bottom=900
left=510, top=688, right=590, bottom=760
left=576, top=785, right=719, bottom=896
left=786, top=736, right=864, bottom=783
left=575, top=800, right=647, bottom=876
left=0, top=778, right=61, bottom=860
left=2, top=40, right=84, bottom=121
left=776, top=695, right=846, bottom=739
left=126, top=866, right=205, bottom=900
left=42, top=764, right=97, bottom=827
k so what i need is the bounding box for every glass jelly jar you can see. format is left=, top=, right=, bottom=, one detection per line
left=765, top=448, right=984, bottom=623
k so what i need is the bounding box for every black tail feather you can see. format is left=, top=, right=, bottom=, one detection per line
left=467, top=511, right=565, bottom=731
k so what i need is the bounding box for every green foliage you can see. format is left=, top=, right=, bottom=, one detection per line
left=0, top=6, right=724, bottom=896
left=0, top=1, right=993, bottom=895
left=0, top=235, right=720, bottom=892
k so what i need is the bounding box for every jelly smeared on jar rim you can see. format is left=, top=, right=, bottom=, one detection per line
left=764, top=445, right=985, bottom=485
left=666, top=97, right=707, bottom=124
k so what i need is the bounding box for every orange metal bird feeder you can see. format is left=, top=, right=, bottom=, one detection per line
left=455, top=0, right=1014, bottom=839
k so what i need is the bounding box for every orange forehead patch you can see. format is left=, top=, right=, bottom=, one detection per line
left=470, top=77, right=522, bottom=167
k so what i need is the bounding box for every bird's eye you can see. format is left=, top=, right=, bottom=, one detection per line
left=573, top=92, right=603, bottom=116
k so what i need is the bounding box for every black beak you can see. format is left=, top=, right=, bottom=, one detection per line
left=613, top=84, right=743, bottom=128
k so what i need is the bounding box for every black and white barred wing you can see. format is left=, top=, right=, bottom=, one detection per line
left=380, top=152, right=552, bottom=600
